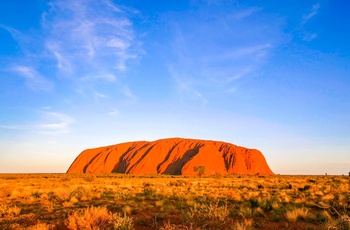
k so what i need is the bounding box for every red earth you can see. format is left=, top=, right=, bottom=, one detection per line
left=67, top=137, right=274, bottom=176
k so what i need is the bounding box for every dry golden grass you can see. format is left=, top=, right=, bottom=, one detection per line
left=26, top=222, right=52, bottom=230
left=0, top=203, right=21, bottom=217
left=232, top=218, right=253, bottom=230
left=0, top=173, right=349, bottom=229
left=285, top=207, right=310, bottom=222
left=66, top=206, right=110, bottom=229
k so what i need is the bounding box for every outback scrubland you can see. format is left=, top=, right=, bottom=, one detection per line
left=0, top=173, right=349, bottom=230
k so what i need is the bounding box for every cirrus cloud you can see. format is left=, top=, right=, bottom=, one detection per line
left=43, top=0, right=138, bottom=75
left=0, top=111, right=74, bottom=136
left=12, top=65, right=54, bottom=91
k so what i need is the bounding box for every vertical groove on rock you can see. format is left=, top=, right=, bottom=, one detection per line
left=83, top=152, right=102, bottom=173
left=156, top=140, right=183, bottom=174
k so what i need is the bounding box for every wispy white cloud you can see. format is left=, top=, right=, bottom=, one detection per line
left=235, top=44, right=271, bottom=59
left=226, top=67, right=252, bottom=82
left=106, top=37, right=131, bottom=50
left=12, top=65, right=54, bottom=91
left=102, top=0, right=123, bottom=13
left=203, top=43, right=272, bottom=62
left=77, top=73, right=136, bottom=102
left=41, top=0, right=140, bottom=101
left=41, top=106, right=51, bottom=110
left=93, top=92, right=109, bottom=101
left=298, top=3, right=320, bottom=41
left=225, top=87, right=237, bottom=94
left=3, top=0, right=139, bottom=100
left=43, top=0, right=137, bottom=75
left=45, top=41, right=73, bottom=73
left=37, top=112, right=74, bottom=135
left=175, top=81, right=208, bottom=104
left=169, top=66, right=208, bottom=105
left=302, top=3, right=320, bottom=25
left=233, top=7, right=262, bottom=20
left=0, top=24, right=22, bottom=41
left=0, top=111, right=74, bottom=135
left=0, top=124, right=31, bottom=130
left=108, top=109, right=120, bottom=116
left=302, top=33, right=317, bottom=42
left=81, top=74, right=116, bottom=82
left=166, top=4, right=278, bottom=99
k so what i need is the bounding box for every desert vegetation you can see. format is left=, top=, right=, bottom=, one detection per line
left=0, top=173, right=349, bottom=229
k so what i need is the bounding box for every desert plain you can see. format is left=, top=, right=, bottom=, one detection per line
left=0, top=173, right=349, bottom=229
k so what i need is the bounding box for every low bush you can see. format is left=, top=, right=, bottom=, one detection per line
left=66, top=206, right=133, bottom=230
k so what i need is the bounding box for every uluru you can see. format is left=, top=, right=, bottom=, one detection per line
left=67, top=138, right=274, bottom=176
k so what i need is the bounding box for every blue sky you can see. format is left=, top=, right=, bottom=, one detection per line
left=0, top=0, right=349, bottom=174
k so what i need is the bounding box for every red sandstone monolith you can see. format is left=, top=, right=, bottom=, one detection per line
left=67, top=138, right=274, bottom=176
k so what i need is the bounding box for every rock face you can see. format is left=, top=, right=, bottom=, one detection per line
left=67, top=138, right=274, bottom=176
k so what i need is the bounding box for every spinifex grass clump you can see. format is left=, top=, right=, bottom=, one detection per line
left=285, top=207, right=310, bottom=222
left=66, top=206, right=133, bottom=230
left=0, top=203, right=21, bottom=217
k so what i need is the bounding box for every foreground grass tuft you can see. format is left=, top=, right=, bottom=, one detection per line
left=66, top=206, right=133, bottom=230
left=285, top=207, right=310, bottom=222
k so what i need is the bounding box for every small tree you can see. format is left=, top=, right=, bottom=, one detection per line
left=194, top=166, right=206, bottom=178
